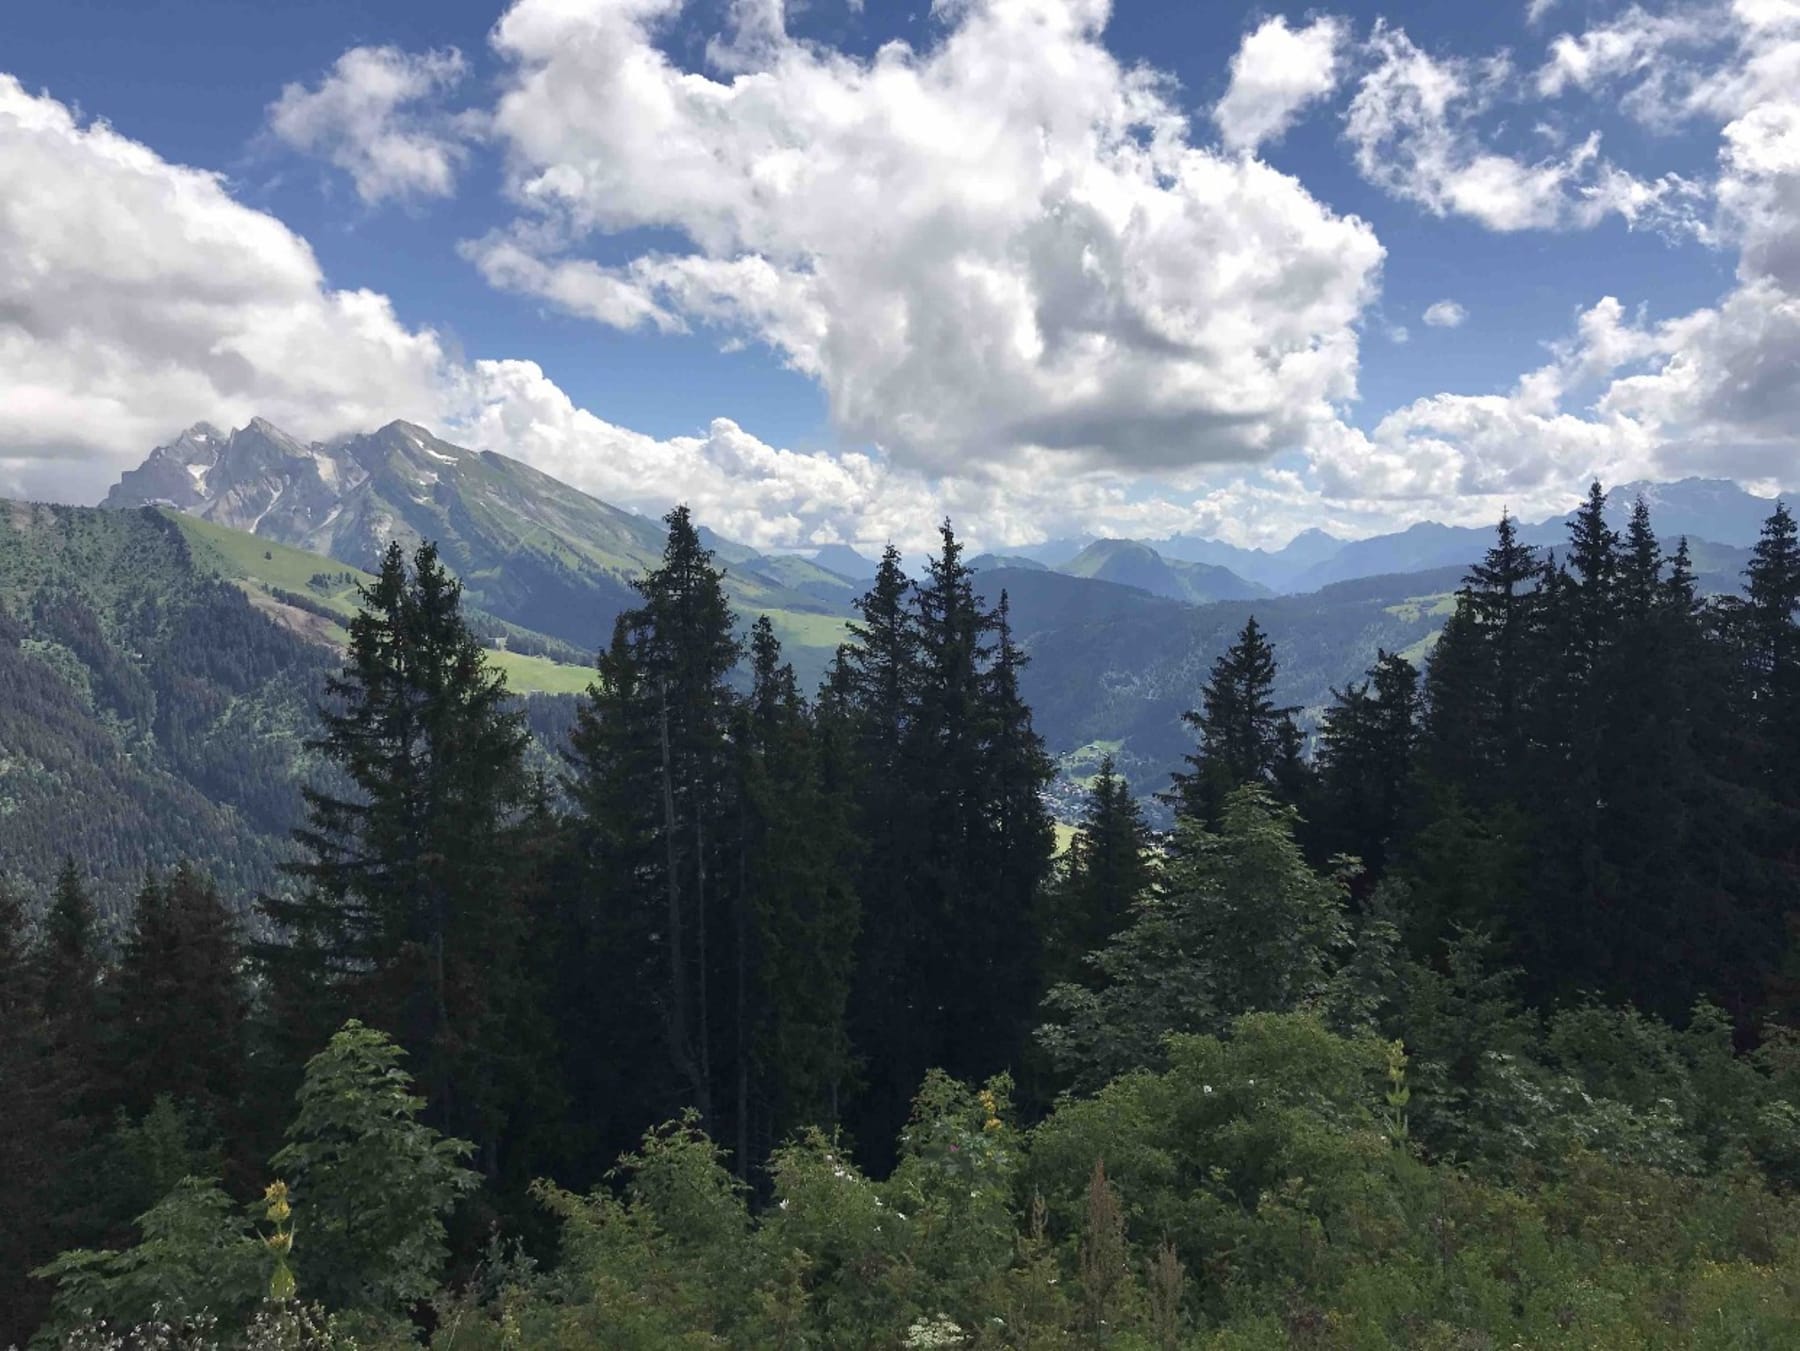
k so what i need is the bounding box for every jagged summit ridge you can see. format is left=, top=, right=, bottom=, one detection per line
left=100, top=415, right=855, bottom=654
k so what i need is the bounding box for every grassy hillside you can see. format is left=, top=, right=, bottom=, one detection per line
left=0, top=500, right=866, bottom=910
left=166, top=509, right=607, bottom=695
left=165, top=502, right=853, bottom=695
left=169, top=511, right=369, bottom=619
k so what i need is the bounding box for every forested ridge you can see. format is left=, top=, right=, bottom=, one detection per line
left=5, top=484, right=1800, bottom=1348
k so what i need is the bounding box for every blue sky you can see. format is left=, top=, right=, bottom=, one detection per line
left=1, top=0, right=1794, bottom=549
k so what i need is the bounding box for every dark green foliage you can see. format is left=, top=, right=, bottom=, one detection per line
left=1168, top=615, right=1305, bottom=825
left=563, top=505, right=747, bottom=1155
left=1413, top=494, right=1798, bottom=1018
left=1042, top=755, right=1154, bottom=988
left=32, top=1177, right=268, bottom=1342
left=1039, top=786, right=1355, bottom=1092
left=0, top=504, right=336, bottom=908
left=18, top=493, right=1800, bottom=1349
left=269, top=1020, right=478, bottom=1319
left=736, top=616, right=860, bottom=1159
left=262, top=540, right=540, bottom=1165
left=1313, top=648, right=1419, bottom=875
left=841, top=526, right=1056, bottom=1167
left=1743, top=501, right=1800, bottom=808
left=0, top=881, right=61, bottom=1345
left=108, top=865, right=248, bottom=1134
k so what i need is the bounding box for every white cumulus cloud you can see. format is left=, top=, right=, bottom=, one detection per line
left=1213, top=15, right=1348, bottom=153
left=268, top=45, right=476, bottom=204
left=0, top=75, right=454, bottom=502
left=1422, top=299, right=1468, bottom=327
left=477, top=0, right=1384, bottom=478
left=1346, top=22, right=1702, bottom=233
left=0, top=72, right=1155, bottom=555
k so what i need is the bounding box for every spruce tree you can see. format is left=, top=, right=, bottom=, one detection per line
left=1744, top=501, right=1800, bottom=808
left=1618, top=496, right=1662, bottom=617
left=264, top=540, right=534, bottom=1162
left=1420, top=601, right=1491, bottom=792
left=840, top=544, right=930, bottom=1162
left=28, top=859, right=111, bottom=1281
left=1169, top=616, right=1300, bottom=825
left=0, top=881, right=59, bottom=1346
left=1315, top=650, right=1420, bottom=878
left=37, top=856, right=102, bottom=1032
left=1044, top=755, right=1154, bottom=986
left=559, top=612, right=671, bottom=1172
left=1442, top=511, right=1539, bottom=797
left=566, top=507, right=743, bottom=1147
left=109, top=864, right=248, bottom=1141
left=737, top=616, right=859, bottom=1162
left=957, top=588, right=1056, bottom=1077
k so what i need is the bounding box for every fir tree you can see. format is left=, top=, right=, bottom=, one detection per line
left=1315, top=650, right=1420, bottom=878
left=840, top=544, right=931, bottom=1162
left=956, top=587, right=1056, bottom=1078
left=1044, top=755, right=1154, bottom=987
left=1744, top=501, right=1800, bottom=806
left=0, top=881, right=60, bottom=1345
left=566, top=507, right=743, bottom=1145
left=37, top=855, right=103, bottom=1031
left=1618, top=496, right=1663, bottom=618
left=108, top=864, right=248, bottom=1142
left=27, top=859, right=112, bottom=1290
left=1439, top=511, right=1539, bottom=796
left=737, top=617, right=859, bottom=1163
left=559, top=612, right=671, bottom=1173
left=264, top=540, right=534, bottom=1163
left=1169, top=616, right=1300, bottom=825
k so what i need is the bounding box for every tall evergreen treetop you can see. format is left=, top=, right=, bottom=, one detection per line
left=268, top=539, right=533, bottom=1153
left=37, top=856, right=102, bottom=1022
left=1742, top=501, right=1800, bottom=809
left=1170, top=616, right=1300, bottom=825
left=842, top=544, right=920, bottom=751
left=1745, top=501, right=1800, bottom=688
left=1619, top=496, right=1663, bottom=616
left=110, top=863, right=247, bottom=1129
left=1045, top=755, right=1154, bottom=986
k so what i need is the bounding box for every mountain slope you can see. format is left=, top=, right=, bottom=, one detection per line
left=995, top=565, right=1464, bottom=803
left=0, top=502, right=333, bottom=911
left=107, top=418, right=852, bottom=654
left=1154, top=526, right=1346, bottom=590
left=1058, top=538, right=1268, bottom=603
left=0, top=500, right=628, bottom=913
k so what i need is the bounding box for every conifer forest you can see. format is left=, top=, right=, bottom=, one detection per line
left=8, top=487, right=1800, bottom=1349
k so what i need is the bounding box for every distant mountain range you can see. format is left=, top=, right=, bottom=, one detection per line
left=109, top=419, right=1783, bottom=635
left=990, top=477, right=1781, bottom=597
left=1056, top=539, right=1271, bottom=604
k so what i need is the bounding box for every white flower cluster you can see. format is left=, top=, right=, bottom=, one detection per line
left=902, top=1313, right=967, bottom=1348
